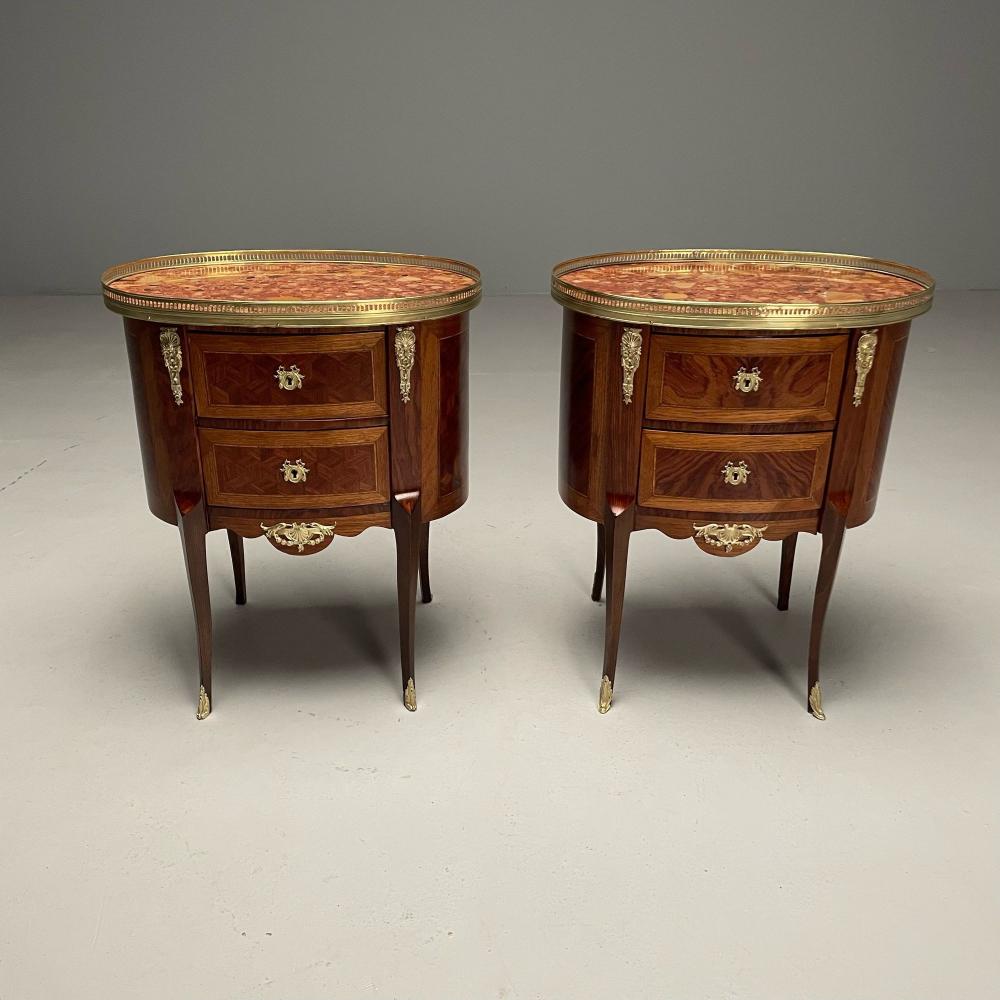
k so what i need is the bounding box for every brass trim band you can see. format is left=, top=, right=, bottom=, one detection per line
left=552, top=249, right=934, bottom=330
left=102, top=249, right=482, bottom=328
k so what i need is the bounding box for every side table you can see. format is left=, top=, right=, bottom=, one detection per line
left=103, top=250, right=480, bottom=717
left=553, top=249, right=934, bottom=717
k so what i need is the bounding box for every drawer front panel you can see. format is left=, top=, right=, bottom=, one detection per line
left=645, top=334, right=847, bottom=424
left=638, top=430, right=832, bottom=513
left=200, top=428, right=389, bottom=508
left=190, top=332, right=387, bottom=419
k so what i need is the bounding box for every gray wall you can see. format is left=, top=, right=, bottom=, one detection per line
left=2, top=1, right=998, bottom=294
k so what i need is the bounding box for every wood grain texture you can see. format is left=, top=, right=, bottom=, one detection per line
left=821, top=322, right=910, bottom=525
left=189, top=332, right=387, bottom=420
left=645, top=333, right=847, bottom=424
left=387, top=324, right=422, bottom=498
left=808, top=506, right=848, bottom=714
left=777, top=533, right=797, bottom=610
left=227, top=530, right=247, bottom=604
left=196, top=416, right=388, bottom=432
left=124, top=319, right=203, bottom=523
left=199, top=427, right=389, bottom=509
left=638, top=430, right=832, bottom=513
left=607, top=322, right=650, bottom=508
left=392, top=491, right=421, bottom=704
left=176, top=495, right=212, bottom=713
left=419, top=314, right=470, bottom=521
left=558, top=311, right=610, bottom=520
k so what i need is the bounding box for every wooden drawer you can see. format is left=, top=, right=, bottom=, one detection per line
left=645, top=334, right=847, bottom=424
left=190, top=332, right=387, bottom=420
left=638, top=430, right=832, bottom=513
left=200, top=428, right=389, bottom=509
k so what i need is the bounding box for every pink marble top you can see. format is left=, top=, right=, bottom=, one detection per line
left=560, top=260, right=923, bottom=305
left=109, top=260, right=477, bottom=303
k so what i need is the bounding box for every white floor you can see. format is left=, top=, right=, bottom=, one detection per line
left=1, top=293, right=998, bottom=999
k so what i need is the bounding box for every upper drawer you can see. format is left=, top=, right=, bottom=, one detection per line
left=645, top=334, right=847, bottom=424
left=189, top=332, right=387, bottom=420
left=200, top=427, right=389, bottom=509
left=638, top=429, right=832, bottom=513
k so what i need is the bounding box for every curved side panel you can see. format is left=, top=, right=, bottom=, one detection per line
left=847, top=322, right=911, bottom=527
left=558, top=309, right=611, bottom=521
left=419, top=313, right=470, bottom=521
left=123, top=318, right=202, bottom=523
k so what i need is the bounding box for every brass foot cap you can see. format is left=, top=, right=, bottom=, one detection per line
left=808, top=682, right=826, bottom=721
left=196, top=685, right=211, bottom=720
left=598, top=675, right=613, bottom=714
left=403, top=678, right=417, bottom=712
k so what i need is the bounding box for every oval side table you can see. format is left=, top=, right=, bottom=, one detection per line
left=552, top=249, right=934, bottom=717
left=103, top=249, right=480, bottom=718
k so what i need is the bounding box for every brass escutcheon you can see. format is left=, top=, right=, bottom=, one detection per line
left=722, top=460, right=751, bottom=487
left=732, top=367, right=762, bottom=393
left=280, top=458, right=309, bottom=484
left=275, top=364, right=304, bottom=391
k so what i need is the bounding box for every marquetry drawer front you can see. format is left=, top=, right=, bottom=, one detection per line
left=189, top=332, right=387, bottom=420
left=638, top=430, right=832, bottom=513
left=645, top=334, right=848, bottom=424
left=200, top=428, right=389, bottom=509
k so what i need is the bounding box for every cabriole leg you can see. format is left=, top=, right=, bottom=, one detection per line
left=177, top=498, right=213, bottom=720
left=591, top=522, right=605, bottom=602
left=227, top=529, right=247, bottom=606
left=777, top=533, right=797, bottom=611
left=600, top=505, right=634, bottom=713
left=807, top=510, right=847, bottom=720
left=393, top=493, right=421, bottom=711
left=419, top=521, right=432, bottom=604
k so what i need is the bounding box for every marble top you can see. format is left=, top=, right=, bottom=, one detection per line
left=552, top=250, right=934, bottom=330
left=102, top=250, right=481, bottom=327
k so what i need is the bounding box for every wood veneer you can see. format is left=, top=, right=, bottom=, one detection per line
left=189, top=332, right=387, bottom=420
left=644, top=334, right=847, bottom=424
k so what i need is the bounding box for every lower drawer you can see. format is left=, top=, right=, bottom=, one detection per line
left=638, top=429, right=831, bottom=513
left=200, top=427, right=389, bottom=509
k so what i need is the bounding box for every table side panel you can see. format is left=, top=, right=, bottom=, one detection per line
left=123, top=318, right=203, bottom=523
left=419, top=313, right=470, bottom=521
left=558, top=310, right=613, bottom=520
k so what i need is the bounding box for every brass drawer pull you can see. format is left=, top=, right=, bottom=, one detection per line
left=260, top=521, right=336, bottom=552
left=280, top=458, right=309, bottom=484
left=732, top=367, right=762, bottom=393
left=275, top=364, right=304, bottom=391
left=694, top=522, right=767, bottom=552
left=722, top=460, right=750, bottom=486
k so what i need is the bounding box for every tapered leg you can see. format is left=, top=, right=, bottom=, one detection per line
left=419, top=522, right=432, bottom=604
left=599, top=505, right=634, bottom=713
left=227, top=530, right=247, bottom=606
left=392, top=492, right=421, bottom=711
left=177, top=498, right=213, bottom=719
left=777, top=533, right=797, bottom=611
left=807, top=509, right=847, bottom=719
left=591, top=522, right=605, bottom=602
